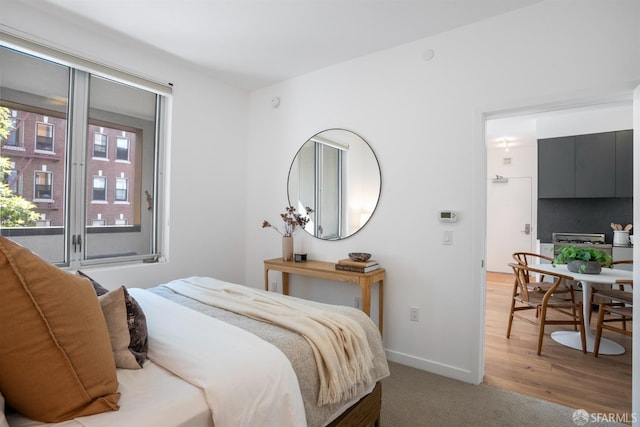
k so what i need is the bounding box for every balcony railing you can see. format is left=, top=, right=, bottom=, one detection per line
left=1, top=225, right=145, bottom=266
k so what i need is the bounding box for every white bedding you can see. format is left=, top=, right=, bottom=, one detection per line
left=6, top=361, right=212, bottom=427
left=162, top=276, right=374, bottom=405
left=129, top=288, right=306, bottom=427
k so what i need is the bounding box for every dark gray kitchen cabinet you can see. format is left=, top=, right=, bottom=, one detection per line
left=538, top=129, right=632, bottom=199
left=575, top=132, right=615, bottom=197
left=538, top=136, right=575, bottom=198
left=615, top=130, right=633, bottom=197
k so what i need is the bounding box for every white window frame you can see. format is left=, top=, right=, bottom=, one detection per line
left=93, top=133, right=108, bottom=159
left=3, top=166, right=20, bottom=194
left=115, top=177, right=128, bottom=203
left=92, top=175, right=108, bottom=202
left=34, top=122, right=55, bottom=153
left=33, top=170, right=54, bottom=202
left=116, top=136, right=130, bottom=162
left=1, top=33, right=172, bottom=269
left=4, top=116, right=24, bottom=148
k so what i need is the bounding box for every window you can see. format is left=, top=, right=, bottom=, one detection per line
left=115, top=178, right=128, bottom=202
left=0, top=42, right=170, bottom=268
left=35, top=122, right=54, bottom=152
left=116, top=137, right=130, bottom=161
left=34, top=171, right=53, bottom=200
left=92, top=176, right=107, bottom=202
left=93, top=133, right=108, bottom=158
left=2, top=165, right=20, bottom=194
left=4, top=115, right=22, bottom=148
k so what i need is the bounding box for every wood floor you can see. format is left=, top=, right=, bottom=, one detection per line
left=483, top=272, right=632, bottom=419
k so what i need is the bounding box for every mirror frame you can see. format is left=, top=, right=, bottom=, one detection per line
left=287, top=128, right=381, bottom=240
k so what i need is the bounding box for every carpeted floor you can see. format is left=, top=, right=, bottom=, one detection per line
left=380, top=361, right=628, bottom=426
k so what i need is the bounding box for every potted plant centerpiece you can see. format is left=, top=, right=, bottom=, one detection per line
left=553, top=245, right=613, bottom=274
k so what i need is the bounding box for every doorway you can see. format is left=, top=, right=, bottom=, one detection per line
left=482, top=101, right=635, bottom=413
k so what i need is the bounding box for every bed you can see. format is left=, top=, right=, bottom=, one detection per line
left=145, top=277, right=389, bottom=426
left=1, top=235, right=389, bottom=427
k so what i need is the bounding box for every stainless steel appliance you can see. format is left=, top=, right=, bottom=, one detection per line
left=552, top=232, right=612, bottom=256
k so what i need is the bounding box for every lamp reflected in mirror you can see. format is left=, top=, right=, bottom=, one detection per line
left=287, top=129, right=381, bottom=240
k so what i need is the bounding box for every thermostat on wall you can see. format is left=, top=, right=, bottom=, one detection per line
left=439, top=210, right=458, bottom=223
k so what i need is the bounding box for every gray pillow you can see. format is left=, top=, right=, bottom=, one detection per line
left=99, top=287, right=140, bottom=370
left=78, top=271, right=148, bottom=367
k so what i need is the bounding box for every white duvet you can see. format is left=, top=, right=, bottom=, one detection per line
left=128, top=288, right=306, bottom=427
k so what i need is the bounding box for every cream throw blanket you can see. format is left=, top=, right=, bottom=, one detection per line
left=162, top=276, right=375, bottom=406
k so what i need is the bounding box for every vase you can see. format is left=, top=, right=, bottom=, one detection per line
left=282, top=236, right=293, bottom=261
left=567, top=260, right=602, bottom=275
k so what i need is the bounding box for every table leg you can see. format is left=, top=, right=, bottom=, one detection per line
left=551, top=280, right=625, bottom=355
left=378, top=279, right=384, bottom=336
left=360, top=281, right=371, bottom=316
left=264, top=267, right=269, bottom=291
left=282, top=272, right=290, bottom=295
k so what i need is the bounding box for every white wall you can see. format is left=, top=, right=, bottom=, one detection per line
left=2, top=1, right=250, bottom=287
left=245, top=0, right=640, bottom=390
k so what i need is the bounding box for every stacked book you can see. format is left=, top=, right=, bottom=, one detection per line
left=335, top=258, right=380, bottom=273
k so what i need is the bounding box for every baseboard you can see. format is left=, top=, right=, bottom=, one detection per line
left=385, top=349, right=478, bottom=384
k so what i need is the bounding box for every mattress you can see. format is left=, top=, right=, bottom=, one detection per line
left=5, top=361, right=213, bottom=427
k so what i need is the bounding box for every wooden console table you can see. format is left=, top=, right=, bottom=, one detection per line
left=264, top=258, right=385, bottom=335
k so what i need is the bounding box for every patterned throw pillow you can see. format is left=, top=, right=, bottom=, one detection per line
left=1, top=392, right=9, bottom=427
left=122, top=287, right=149, bottom=367
left=78, top=271, right=148, bottom=368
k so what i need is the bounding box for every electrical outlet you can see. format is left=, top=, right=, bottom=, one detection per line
left=410, top=306, right=419, bottom=322
left=271, top=281, right=278, bottom=292
left=355, top=297, right=362, bottom=309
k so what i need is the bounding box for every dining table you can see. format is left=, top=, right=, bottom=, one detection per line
left=532, top=263, right=632, bottom=355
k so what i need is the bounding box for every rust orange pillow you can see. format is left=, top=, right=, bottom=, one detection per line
left=0, top=237, right=120, bottom=422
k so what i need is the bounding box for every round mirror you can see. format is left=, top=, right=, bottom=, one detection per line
left=287, top=129, right=381, bottom=240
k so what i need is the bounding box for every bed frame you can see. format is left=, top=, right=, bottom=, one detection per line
left=328, top=382, right=382, bottom=427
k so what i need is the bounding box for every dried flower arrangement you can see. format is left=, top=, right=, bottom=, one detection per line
left=262, top=206, right=310, bottom=237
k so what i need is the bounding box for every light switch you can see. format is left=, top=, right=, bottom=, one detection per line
left=443, top=230, right=453, bottom=245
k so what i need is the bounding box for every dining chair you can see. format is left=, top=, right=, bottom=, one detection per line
left=593, top=278, right=633, bottom=357
left=507, top=262, right=586, bottom=355
left=512, top=251, right=575, bottom=300
left=589, top=260, right=633, bottom=321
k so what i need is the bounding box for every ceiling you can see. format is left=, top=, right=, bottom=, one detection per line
left=486, top=101, right=634, bottom=150
left=36, top=0, right=541, bottom=91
